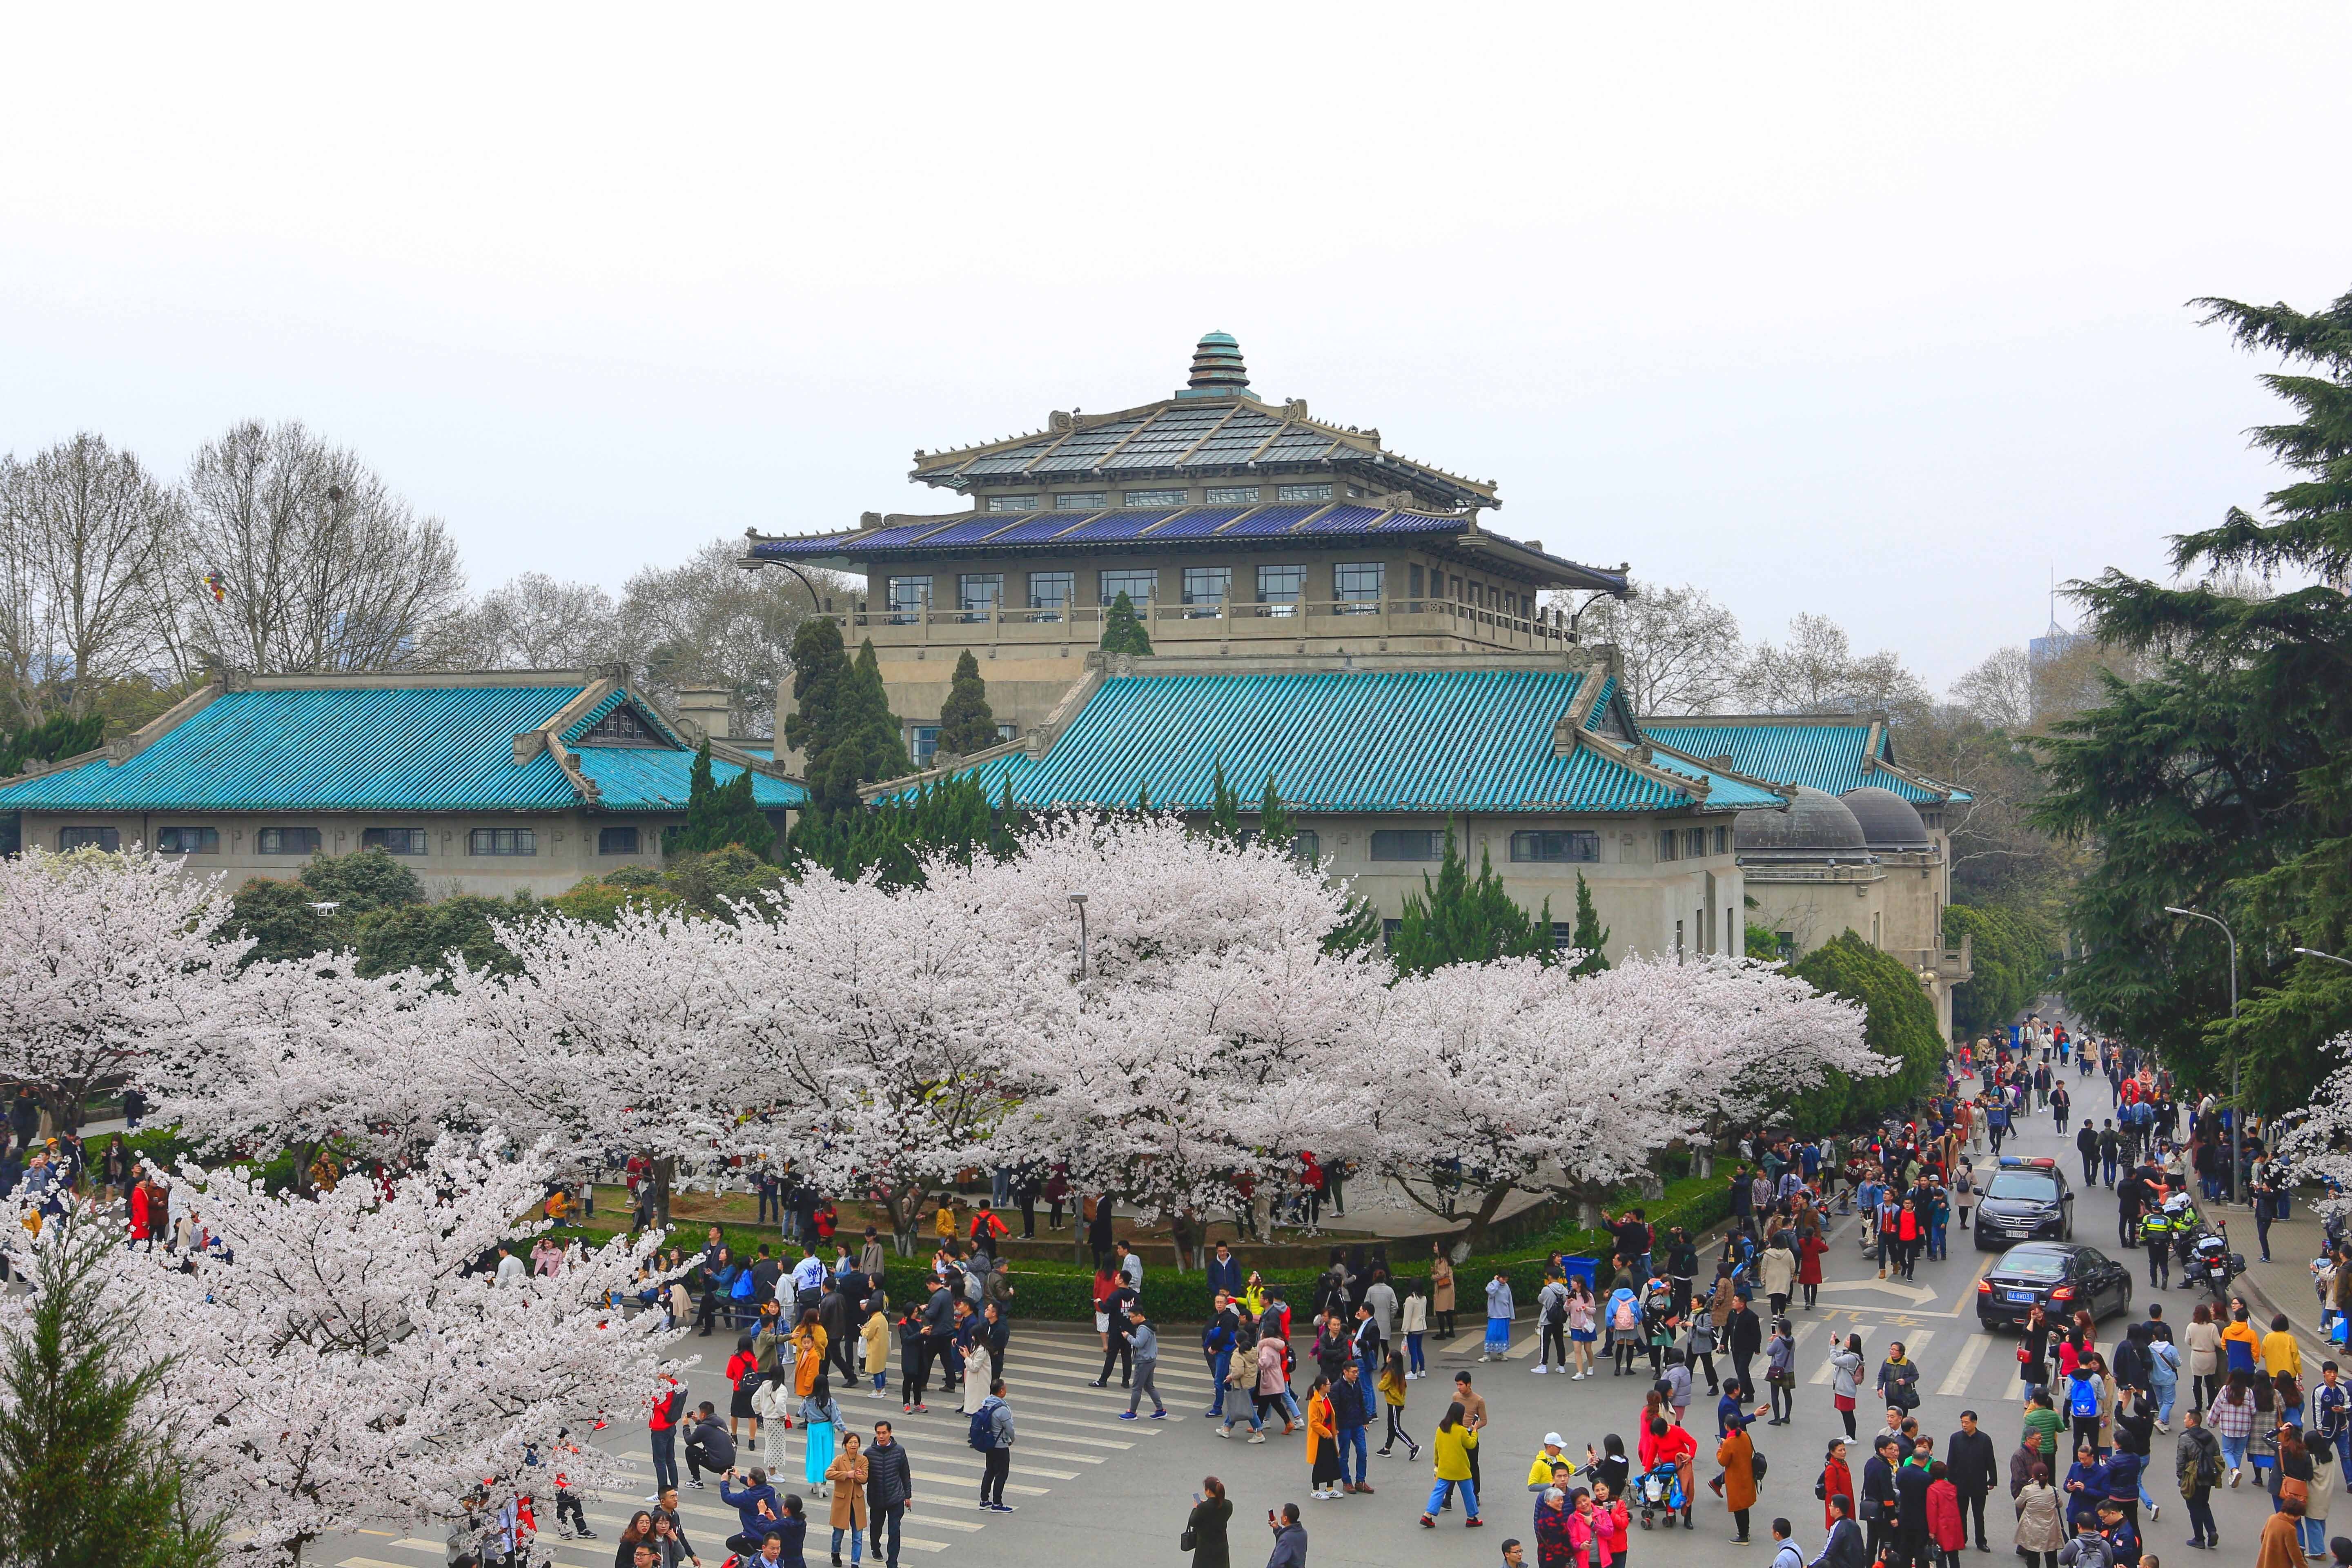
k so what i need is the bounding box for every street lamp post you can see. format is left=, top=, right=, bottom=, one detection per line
left=2166, top=905, right=2242, bottom=1204
left=2296, top=946, right=2352, bottom=971
left=1069, top=893, right=1088, bottom=980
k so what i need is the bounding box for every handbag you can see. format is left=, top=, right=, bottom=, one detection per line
left=1179, top=1525, right=1198, bottom=1551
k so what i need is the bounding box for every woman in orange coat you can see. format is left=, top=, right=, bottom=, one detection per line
left=1306, top=1376, right=1343, bottom=1500
left=1716, top=1425, right=1757, bottom=1546
left=791, top=1307, right=829, bottom=1398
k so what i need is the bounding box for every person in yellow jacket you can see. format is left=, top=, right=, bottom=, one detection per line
left=1526, top=1432, right=1575, bottom=1492
left=860, top=1303, right=891, bottom=1396
left=1419, top=1401, right=1482, bottom=1527
left=791, top=1308, right=829, bottom=1398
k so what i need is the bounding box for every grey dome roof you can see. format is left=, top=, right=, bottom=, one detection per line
left=1840, top=785, right=1932, bottom=851
left=1735, top=786, right=1869, bottom=860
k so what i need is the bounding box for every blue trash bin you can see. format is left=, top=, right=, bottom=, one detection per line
left=1561, top=1256, right=1597, bottom=1293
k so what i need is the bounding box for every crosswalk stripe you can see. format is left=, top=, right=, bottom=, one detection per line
left=1811, top=1325, right=1874, bottom=1384
left=1938, top=1332, right=1991, bottom=1396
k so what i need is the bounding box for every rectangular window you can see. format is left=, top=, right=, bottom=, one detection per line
left=598, top=825, right=640, bottom=855
left=985, top=494, right=1038, bottom=512
left=1099, top=568, right=1158, bottom=607
left=56, top=826, right=119, bottom=852
left=1053, top=492, right=1106, bottom=510
left=1685, top=827, right=1708, bottom=858
left=1333, top=561, right=1383, bottom=612
left=156, top=826, right=219, bottom=854
left=1181, top=566, right=1230, bottom=615
left=256, top=826, right=322, bottom=855
left=1370, top=829, right=1443, bottom=862
left=1510, top=830, right=1600, bottom=864
left=996, top=723, right=1017, bottom=742
left=468, top=827, right=537, bottom=856
left=1027, top=571, right=1074, bottom=614
left=1291, top=829, right=1321, bottom=864
left=1204, top=485, right=1259, bottom=505
left=957, top=573, right=1003, bottom=615
left=886, top=576, right=932, bottom=623
left=1713, top=826, right=1729, bottom=854
left=1408, top=564, right=1425, bottom=607
left=1256, top=564, right=1305, bottom=616
left=1277, top=483, right=1332, bottom=501
left=909, top=725, right=940, bottom=767
left=360, top=827, right=428, bottom=856
left=1122, top=489, right=1184, bottom=507
left=1656, top=829, right=1678, bottom=862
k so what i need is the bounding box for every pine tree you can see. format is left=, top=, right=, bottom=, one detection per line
left=1568, top=871, right=1612, bottom=975
left=1387, top=826, right=1556, bottom=974
left=849, top=639, right=911, bottom=782
left=662, top=739, right=776, bottom=860
left=0, top=1220, right=225, bottom=1568
left=1099, top=590, right=1154, bottom=656
left=0, top=710, right=105, bottom=780
left=936, top=649, right=999, bottom=757
left=783, top=616, right=858, bottom=814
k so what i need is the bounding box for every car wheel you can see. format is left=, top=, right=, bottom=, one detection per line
left=1979, top=1318, right=2001, bottom=1332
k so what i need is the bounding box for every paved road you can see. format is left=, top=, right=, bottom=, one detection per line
left=320, top=1059, right=2318, bottom=1567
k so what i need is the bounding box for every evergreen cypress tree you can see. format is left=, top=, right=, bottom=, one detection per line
left=1255, top=774, right=1294, bottom=850
left=783, top=616, right=858, bottom=815
left=936, top=649, right=999, bottom=757
left=0, top=1221, right=225, bottom=1567
left=1387, top=826, right=1556, bottom=973
left=1099, top=590, right=1154, bottom=655
left=0, top=710, right=105, bottom=780
left=1206, top=760, right=1244, bottom=842
left=1568, top=871, right=1612, bottom=975
left=849, top=639, right=911, bottom=782
left=662, top=739, right=776, bottom=860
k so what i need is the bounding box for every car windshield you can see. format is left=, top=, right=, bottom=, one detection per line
left=1998, top=1250, right=2069, bottom=1279
left=1984, top=1173, right=2060, bottom=1201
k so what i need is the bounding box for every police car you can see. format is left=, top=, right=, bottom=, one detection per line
left=1971, top=1156, right=2075, bottom=1249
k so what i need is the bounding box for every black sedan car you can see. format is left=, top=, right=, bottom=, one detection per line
left=1971, top=1159, right=2074, bottom=1249
left=1975, top=1242, right=2134, bottom=1330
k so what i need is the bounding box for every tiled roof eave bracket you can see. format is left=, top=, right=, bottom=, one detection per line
left=1573, top=729, right=1711, bottom=805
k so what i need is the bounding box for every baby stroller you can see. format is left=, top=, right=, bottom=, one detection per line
left=1635, top=1460, right=1688, bottom=1529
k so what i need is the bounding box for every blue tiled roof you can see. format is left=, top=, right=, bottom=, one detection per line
left=0, top=683, right=806, bottom=813
left=1639, top=721, right=1970, bottom=805
left=901, top=669, right=1783, bottom=815
left=571, top=746, right=805, bottom=811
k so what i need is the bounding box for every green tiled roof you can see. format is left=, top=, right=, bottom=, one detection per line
left=0, top=683, right=806, bottom=814
left=906, top=669, right=1783, bottom=815
left=1639, top=720, right=1970, bottom=805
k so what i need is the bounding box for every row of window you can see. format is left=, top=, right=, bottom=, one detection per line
left=1655, top=826, right=1729, bottom=861
left=74, top=824, right=650, bottom=857
left=984, top=484, right=1336, bottom=514
left=906, top=722, right=1020, bottom=767
left=886, top=562, right=1538, bottom=619
left=1364, top=828, right=1724, bottom=864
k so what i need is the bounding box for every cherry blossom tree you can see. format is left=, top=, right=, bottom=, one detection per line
left=722, top=860, right=1060, bottom=1252
left=2276, top=1032, right=2352, bottom=1218
left=995, top=937, right=1390, bottom=1238
left=0, top=844, right=241, bottom=1134
left=1370, top=953, right=1880, bottom=1244
left=448, top=904, right=742, bottom=1226
left=144, top=956, right=468, bottom=1184
left=106, top=1131, right=675, bottom=1567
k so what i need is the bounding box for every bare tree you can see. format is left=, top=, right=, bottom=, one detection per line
left=458, top=572, right=621, bottom=669
left=167, top=421, right=469, bottom=675
left=1571, top=579, right=1744, bottom=716
left=1737, top=611, right=1931, bottom=724
left=1947, top=645, right=2034, bottom=734
left=0, top=435, right=177, bottom=724
left=613, top=540, right=846, bottom=735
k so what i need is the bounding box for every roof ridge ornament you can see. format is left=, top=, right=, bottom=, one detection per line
left=1178, top=331, right=1250, bottom=399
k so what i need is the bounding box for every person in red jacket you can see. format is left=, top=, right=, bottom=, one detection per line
left=647, top=1374, right=687, bottom=1499
left=1926, top=1459, right=1965, bottom=1565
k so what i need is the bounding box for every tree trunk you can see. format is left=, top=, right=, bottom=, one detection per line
left=1461, top=1180, right=1515, bottom=1254
left=653, top=1155, right=675, bottom=1229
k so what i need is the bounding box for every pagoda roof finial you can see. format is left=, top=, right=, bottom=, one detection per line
left=1179, top=330, right=1250, bottom=398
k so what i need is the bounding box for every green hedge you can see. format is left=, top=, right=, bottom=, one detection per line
left=599, top=1171, right=1735, bottom=1327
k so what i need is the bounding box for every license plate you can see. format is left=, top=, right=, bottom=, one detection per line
left=2005, top=1290, right=2036, bottom=1303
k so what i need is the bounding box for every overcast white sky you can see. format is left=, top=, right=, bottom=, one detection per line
left=5, top=6, right=2347, bottom=688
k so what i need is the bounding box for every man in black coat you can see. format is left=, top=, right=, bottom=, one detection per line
left=2075, top=1122, right=2100, bottom=1185
left=819, top=1280, right=857, bottom=1385
left=1946, top=1410, right=2000, bottom=1551
left=1894, top=1443, right=1934, bottom=1566
left=1859, top=1434, right=1900, bottom=1562
left=1725, top=1292, right=1763, bottom=1399
left=865, top=1421, right=915, bottom=1568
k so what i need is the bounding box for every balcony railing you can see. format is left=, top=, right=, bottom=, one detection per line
left=823, top=598, right=1582, bottom=650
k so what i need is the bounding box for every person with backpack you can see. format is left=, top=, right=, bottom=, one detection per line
left=1606, top=1279, right=1642, bottom=1376
left=967, top=1379, right=1014, bottom=1512
left=648, top=1374, right=688, bottom=1500
left=2064, top=1363, right=2108, bottom=1459
left=1535, top=1273, right=1569, bottom=1376
left=1717, top=1417, right=1760, bottom=1545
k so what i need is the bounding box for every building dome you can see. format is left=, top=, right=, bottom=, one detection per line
left=1840, top=785, right=1932, bottom=851
left=1734, top=786, right=1870, bottom=861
